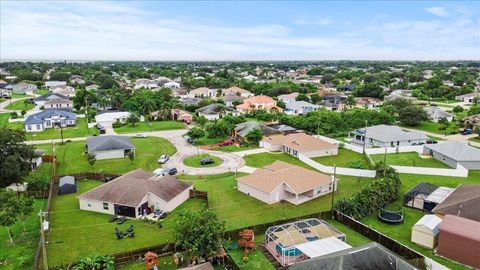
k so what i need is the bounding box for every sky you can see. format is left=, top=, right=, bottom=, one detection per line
left=1, top=1, right=479, bottom=61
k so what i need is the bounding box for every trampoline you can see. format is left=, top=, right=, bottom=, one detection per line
left=378, top=207, right=404, bottom=224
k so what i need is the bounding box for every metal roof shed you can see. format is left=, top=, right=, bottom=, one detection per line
left=411, top=214, right=442, bottom=249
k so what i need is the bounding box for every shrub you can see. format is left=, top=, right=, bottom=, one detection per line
left=338, top=143, right=345, bottom=149
left=346, top=161, right=365, bottom=169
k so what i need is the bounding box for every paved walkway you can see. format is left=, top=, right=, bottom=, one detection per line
left=232, top=148, right=268, bottom=157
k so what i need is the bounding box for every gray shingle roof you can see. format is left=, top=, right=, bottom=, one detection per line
left=234, top=122, right=261, bottom=137
left=424, top=107, right=454, bottom=119
left=196, top=103, right=235, bottom=114
left=35, top=93, right=69, bottom=101
left=24, top=110, right=76, bottom=125
left=352, top=125, right=427, bottom=143
left=425, top=142, right=480, bottom=161
left=87, top=135, right=134, bottom=152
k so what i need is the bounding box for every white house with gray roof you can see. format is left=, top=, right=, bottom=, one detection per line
left=34, top=93, right=70, bottom=107
left=284, top=101, right=320, bottom=115
left=349, top=125, right=427, bottom=148
left=24, top=110, right=76, bottom=132
left=423, top=142, right=480, bottom=170
left=12, top=83, right=38, bottom=95
left=86, top=135, right=135, bottom=160
left=196, top=103, right=239, bottom=120
left=424, top=107, right=455, bottom=123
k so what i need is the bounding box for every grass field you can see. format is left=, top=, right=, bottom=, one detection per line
left=312, top=148, right=370, bottom=168
left=216, top=144, right=259, bottom=152
left=0, top=199, right=47, bottom=270
left=399, top=122, right=458, bottom=135
left=5, top=99, right=35, bottom=110
left=226, top=234, right=275, bottom=270
left=468, top=136, right=480, bottom=143
left=179, top=172, right=369, bottom=230
left=114, top=121, right=186, bottom=134
left=11, top=93, right=34, bottom=99
left=360, top=171, right=480, bottom=270
left=46, top=179, right=206, bottom=266
left=370, top=152, right=451, bottom=168
left=36, top=137, right=176, bottom=175
left=183, top=154, right=223, bottom=167
left=244, top=152, right=315, bottom=170
left=194, top=136, right=226, bottom=146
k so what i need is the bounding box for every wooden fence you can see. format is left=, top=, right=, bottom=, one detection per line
left=189, top=189, right=208, bottom=199
left=333, top=211, right=424, bottom=261
left=52, top=172, right=121, bottom=182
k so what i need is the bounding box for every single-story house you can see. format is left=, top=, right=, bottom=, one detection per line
left=50, top=85, right=76, bottom=97
left=195, top=103, right=239, bottom=120
left=85, top=84, right=99, bottom=91
left=455, top=92, right=480, bottom=103
left=437, top=215, right=480, bottom=269
left=265, top=124, right=300, bottom=134
left=231, top=121, right=283, bottom=142
left=432, top=184, right=480, bottom=222
left=288, top=242, right=417, bottom=270
left=179, top=97, right=202, bottom=106
left=284, top=101, right=319, bottom=115
left=0, top=87, right=12, bottom=98
left=173, top=88, right=189, bottom=99
left=45, top=81, right=67, bottom=89
left=261, top=133, right=338, bottom=158
left=278, top=92, right=299, bottom=104
left=86, top=135, right=135, bottom=160
left=58, top=176, right=77, bottom=195
left=24, top=110, right=77, bottom=132
left=423, top=142, right=480, bottom=169
left=236, top=95, right=282, bottom=113
left=221, top=86, right=253, bottom=98
left=44, top=98, right=73, bottom=110
left=79, top=169, right=193, bottom=218
left=189, top=87, right=216, bottom=98
left=134, top=78, right=158, bottom=90
left=237, top=161, right=336, bottom=205
left=12, top=83, right=38, bottom=95
left=163, top=81, right=180, bottom=89
left=219, top=94, right=244, bottom=107
left=170, top=109, right=192, bottom=124
left=34, top=93, right=70, bottom=107
left=349, top=125, right=427, bottom=148
left=411, top=214, right=442, bottom=249
left=462, top=113, right=480, bottom=128
left=70, top=78, right=85, bottom=84
left=424, top=107, right=455, bottom=123
left=354, top=97, right=382, bottom=109
left=95, top=111, right=131, bottom=126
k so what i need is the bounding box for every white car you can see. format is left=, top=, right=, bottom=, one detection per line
left=135, top=134, right=147, bottom=138
left=157, top=154, right=169, bottom=164
left=153, top=168, right=166, bottom=177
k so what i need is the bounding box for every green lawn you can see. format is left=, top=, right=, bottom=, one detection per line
left=194, top=136, right=226, bottom=146
left=5, top=99, right=35, bottom=111
left=11, top=93, right=34, bottom=99
left=225, top=234, right=274, bottom=270
left=183, top=154, right=223, bottom=168
left=35, top=89, right=50, bottom=96
left=468, top=136, right=480, bottom=143
left=114, top=121, right=186, bottom=134
left=0, top=199, right=47, bottom=270
left=244, top=152, right=315, bottom=170
left=36, top=137, right=176, bottom=175
left=216, top=144, right=259, bottom=152
left=26, top=118, right=96, bottom=141
left=46, top=179, right=206, bottom=266
left=179, top=172, right=369, bottom=230
left=398, top=122, right=458, bottom=135
left=370, top=152, right=451, bottom=168
left=0, top=113, right=11, bottom=126
left=360, top=171, right=480, bottom=270
left=312, top=148, right=370, bottom=168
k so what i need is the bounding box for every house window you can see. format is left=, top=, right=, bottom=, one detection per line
left=27, top=125, right=32, bottom=131
left=87, top=201, right=92, bottom=207
left=36, top=124, right=41, bottom=130
left=103, top=202, right=109, bottom=210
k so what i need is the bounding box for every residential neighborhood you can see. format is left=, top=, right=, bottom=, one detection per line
left=1, top=1, right=480, bottom=270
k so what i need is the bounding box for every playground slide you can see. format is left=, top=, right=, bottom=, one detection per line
left=153, top=266, right=158, bottom=270
left=226, top=242, right=239, bottom=250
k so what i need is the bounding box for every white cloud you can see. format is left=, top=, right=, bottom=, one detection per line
left=425, top=6, right=449, bottom=17
left=294, top=18, right=332, bottom=26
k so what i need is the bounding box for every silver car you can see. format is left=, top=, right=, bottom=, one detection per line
left=157, top=154, right=169, bottom=164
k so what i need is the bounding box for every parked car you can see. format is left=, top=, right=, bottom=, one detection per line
left=153, top=168, right=166, bottom=177
left=165, top=167, right=177, bottom=175
left=462, top=128, right=473, bottom=135
left=219, top=139, right=234, bottom=147
left=184, top=136, right=193, bottom=144
left=99, top=127, right=106, bottom=134
left=200, top=158, right=215, bottom=166
left=157, top=154, right=169, bottom=164
left=426, top=139, right=438, bottom=144
left=135, top=133, right=147, bottom=138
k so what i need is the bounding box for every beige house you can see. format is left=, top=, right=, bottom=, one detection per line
left=237, top=161, right=336, bottom=205
left=260, top=133, right=338, bottom=158
left=44, top=98, right=73, bottom=110
left=50, top=85, right=76, bottom=97
left=79, top=169, right=193, bottom=218
left=221, top=86, right=254, bottom=98
left=411, top=214, right=442, bottom=249
left=189, top=87, right=216, bottom=98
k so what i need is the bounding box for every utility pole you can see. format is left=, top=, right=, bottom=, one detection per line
left=362, top=120, right=368, bottom=154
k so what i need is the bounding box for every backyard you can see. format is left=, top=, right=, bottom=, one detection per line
left=370, top=152, right=451, bottom=168
left=360, top=171, right=480, bottom=270
left=36, top=137, right=176, bottom=175
left=46, top=179, right=207, bottom=266
left=243, top=152, right=315, bottom=170
left=113, top=121, right=186, bottom=134
left=312, top=148, right=371, bottom=168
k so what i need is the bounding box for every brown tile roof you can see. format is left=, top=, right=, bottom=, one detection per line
left=79, top=169, right=192, bottom=207
left=262, top=133, right=337, bottom=153
left=432, top=184, right=480, bottom=222
left=238, top=161, right=332, bottom=194
left=242, top=95, right=276, bottom=104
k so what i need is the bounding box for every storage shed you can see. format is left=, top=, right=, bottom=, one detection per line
left=58, top=176, right=77, bottom=195
left=411, top=214, right=442, bottom=249
left=437, top=215, right=480, bottom=269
